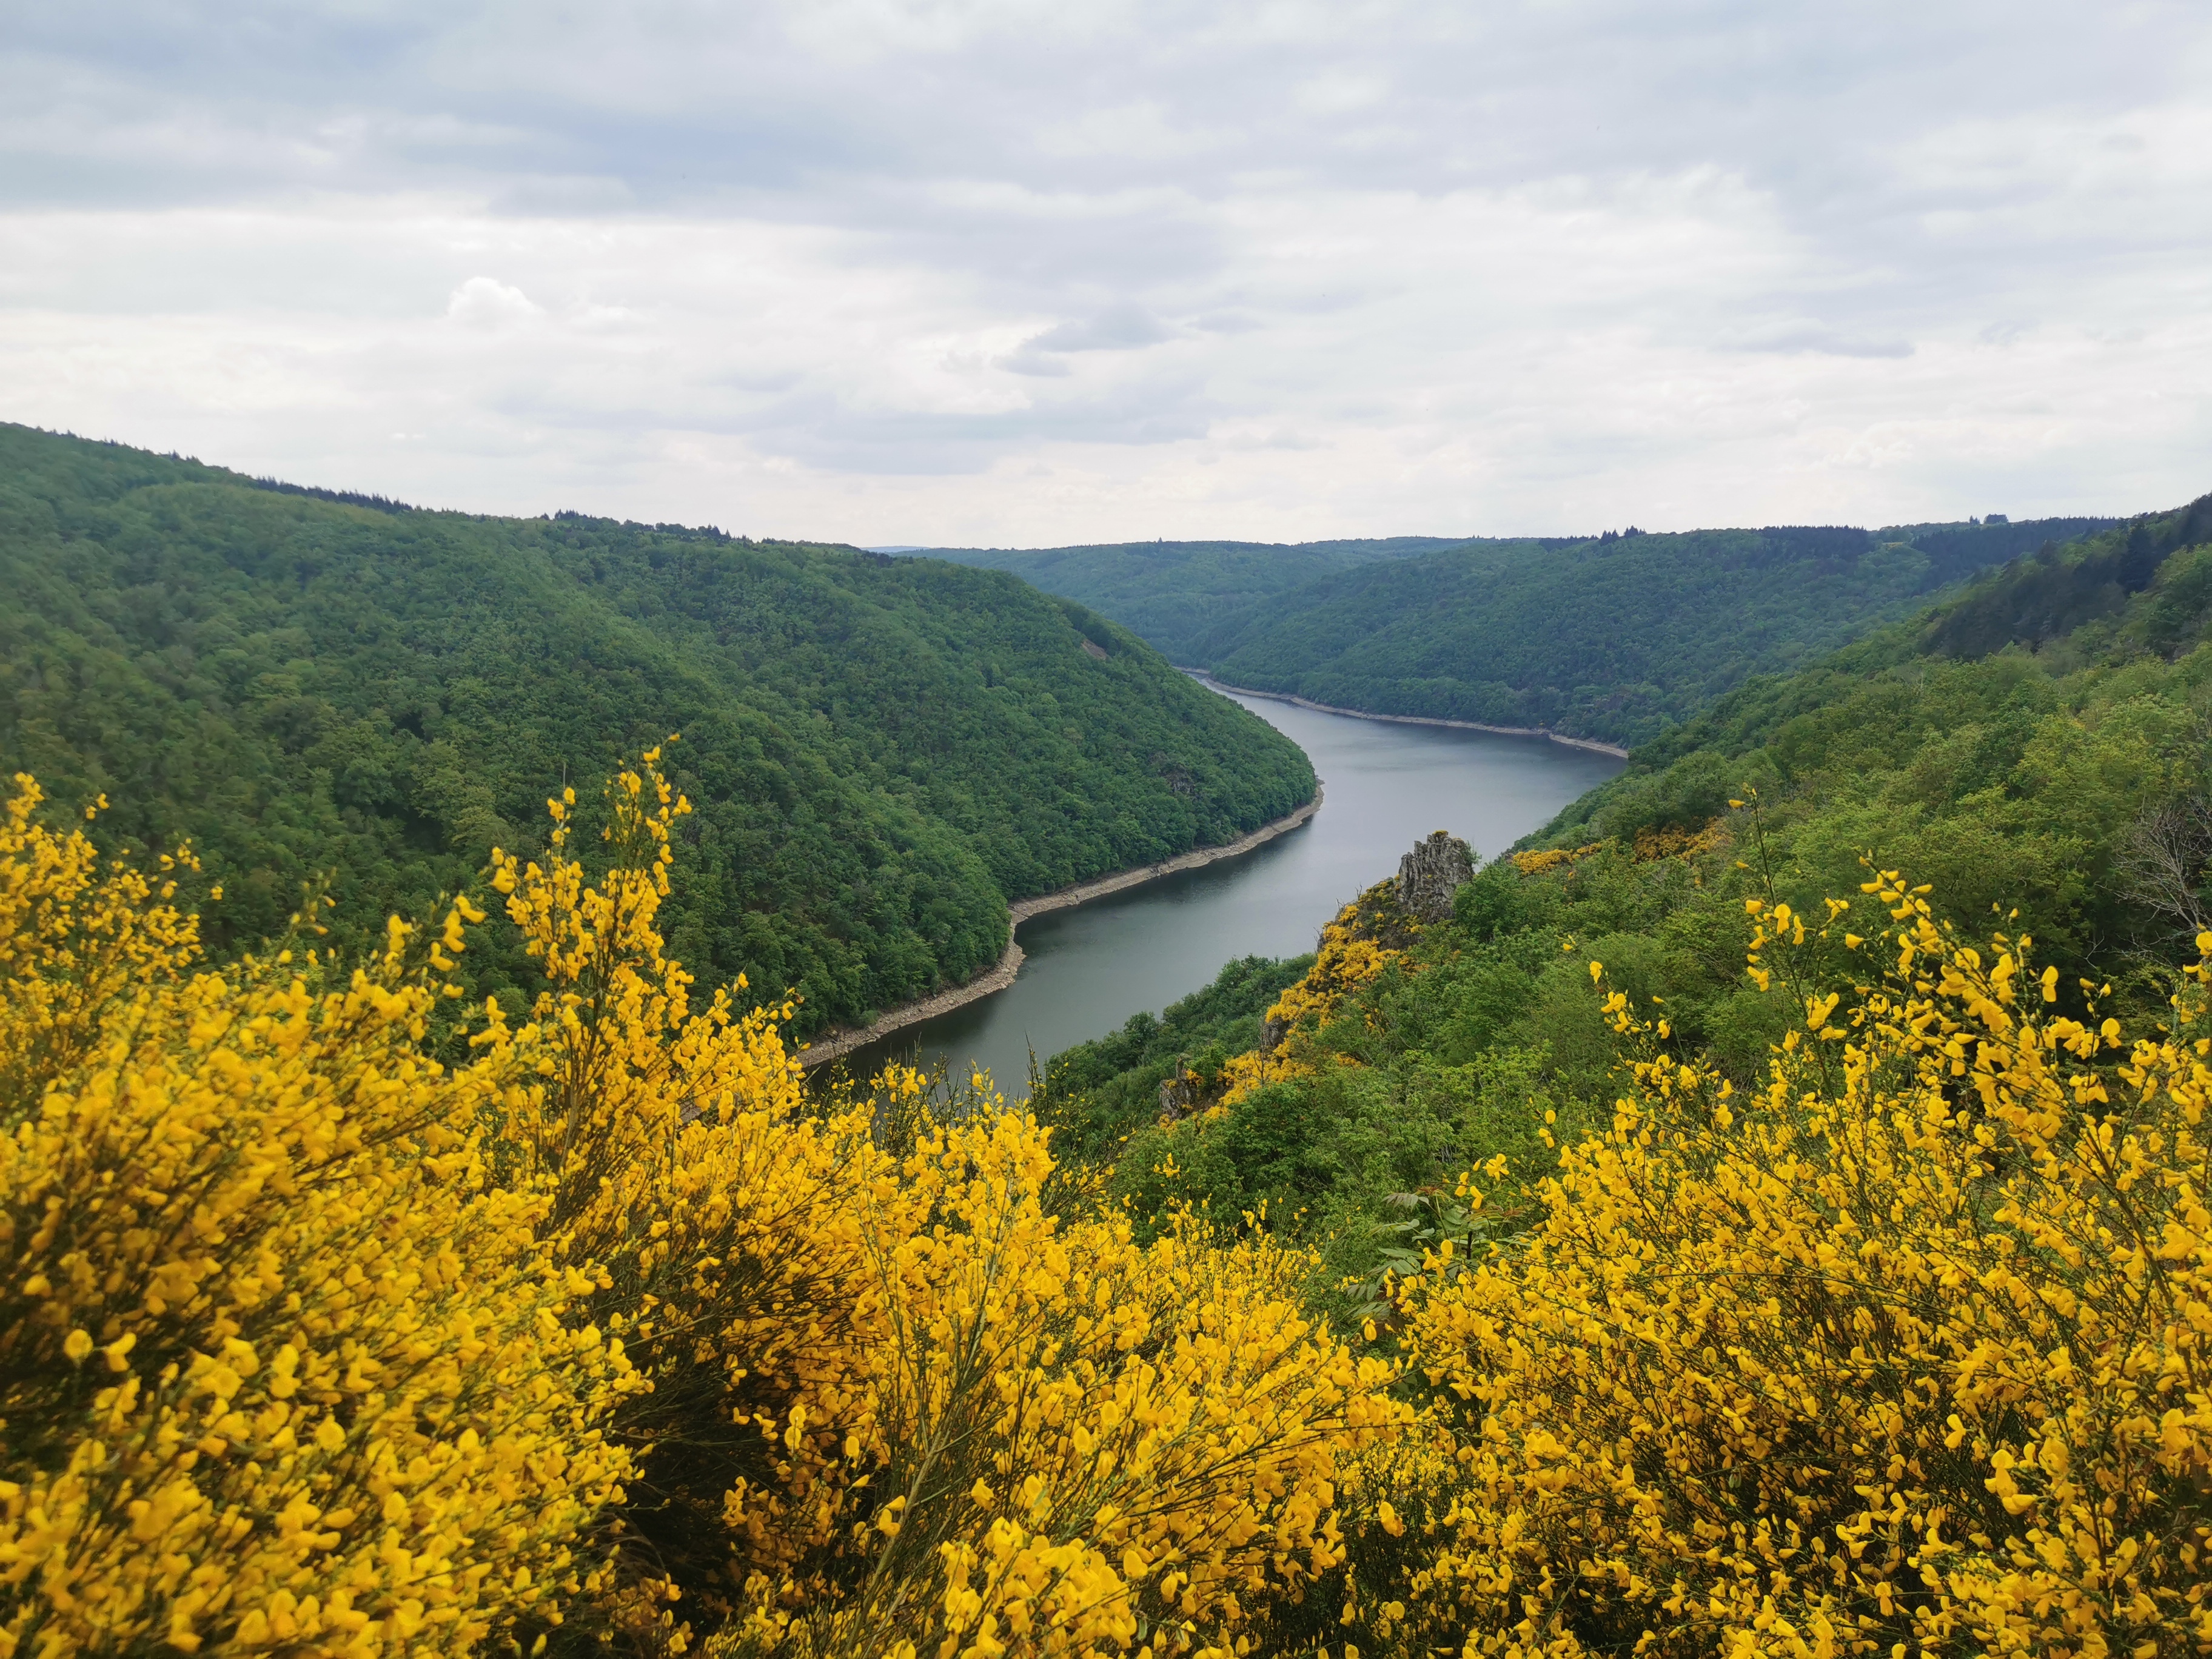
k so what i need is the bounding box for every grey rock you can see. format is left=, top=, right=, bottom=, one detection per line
left=1158, top=1054, right=1199, bottom=1120
left=1396, top=830, right=1475, bottom=923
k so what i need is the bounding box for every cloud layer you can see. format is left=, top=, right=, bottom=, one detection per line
left=2, top=0, right=2208, bottom=541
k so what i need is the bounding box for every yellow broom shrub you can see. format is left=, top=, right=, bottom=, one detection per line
left=475, top=751, right=880, bottom=1647
left=0, top=776, right=637, bottom=1658
left=1216, top=887, right=1407, bottom=1108
left=459, top=752, right=1404, bottom=1658
left=723, top=1107, right=1406, bottom=1659
left=3, top=756, right=1397, bottom=1659
left=1378, top=872, right=2212, bottom=1659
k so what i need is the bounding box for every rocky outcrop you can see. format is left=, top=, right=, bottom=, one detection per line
left=1158, top=1056, right=1200, bottom=1120
left=1396, top=830, right=1475, bottom=923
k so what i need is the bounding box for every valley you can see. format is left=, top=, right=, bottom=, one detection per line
left=8, top=427, right=2211, bottom=1659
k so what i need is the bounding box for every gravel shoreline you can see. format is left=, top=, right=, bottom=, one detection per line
left=1185, top=672, right=1632, bottom=759
left=797, top=785, right=1324, bottom=1070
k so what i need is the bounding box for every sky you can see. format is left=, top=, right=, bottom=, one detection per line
left=3, top=1, right=2209, bottom=546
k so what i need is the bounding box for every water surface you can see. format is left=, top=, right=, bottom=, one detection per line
left=831, top=687, right=1623, bottom=1094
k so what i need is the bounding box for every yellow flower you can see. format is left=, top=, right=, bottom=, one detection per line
left=1368, top=864, right=2212, bottom=1659
left=0, top=759, right=1399, bottom=1659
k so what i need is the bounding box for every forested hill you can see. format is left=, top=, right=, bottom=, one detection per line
left=1527, top=491, right=2212, bottom=972
left=923, top=535, right=1543, bottom=665
left=935, top=516, right=2117, bottom=749
left=1191, top=516, right=2120, bottom=748
left=0, top=424, right=1315, bottom=1036
left=1541, top=497, right=2212, bottom=838
left=1031, top=489, right=2212, bottom=1336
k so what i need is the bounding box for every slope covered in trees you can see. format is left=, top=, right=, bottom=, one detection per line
left=1538, top=495, right=2212, bottom=910
left=0, top=424, right=1315, bottom=1037
left=1192, top=515, right=2120, bottom=747
left=940, top=517, right=2119, bottom=749
left=1044, top=491, right=2212, bottom=1291
left=925, top=534, right=1513, bottom=664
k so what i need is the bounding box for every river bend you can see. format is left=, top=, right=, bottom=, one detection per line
left=831, top=686, right=1624, bottom=1094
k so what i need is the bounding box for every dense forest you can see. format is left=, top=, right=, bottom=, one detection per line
left=942, top=515, right=2117, bottom=748
left=927, top=534, right=1510, bottom=664
left=0, top=424, right=1315, bottom=1037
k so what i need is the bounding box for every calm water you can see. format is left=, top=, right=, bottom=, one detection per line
left=828, top=687, right=1624, bottom=1096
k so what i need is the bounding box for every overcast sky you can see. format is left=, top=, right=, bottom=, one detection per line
left=4, top=1, right=2208, bottom=544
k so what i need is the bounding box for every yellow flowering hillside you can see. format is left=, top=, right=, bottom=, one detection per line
left=1211, top=882, right=1413, bottom=1108
left=13, top=738, right=2212, bottom=1659
left=1045, top=823, right=2212, bottom=1658
left=1272, top=874, right=2212, bottom=1659
left=0, top=761, right=1396, bottom=1659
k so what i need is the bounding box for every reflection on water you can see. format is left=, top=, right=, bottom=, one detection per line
left=823, top=687, right=1623, bottom=1098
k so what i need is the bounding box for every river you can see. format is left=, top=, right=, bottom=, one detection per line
left=830, top=686, right=1624, bottom=1096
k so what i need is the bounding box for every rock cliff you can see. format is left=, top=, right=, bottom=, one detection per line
left=1396, top=829, right=1475, bottom=923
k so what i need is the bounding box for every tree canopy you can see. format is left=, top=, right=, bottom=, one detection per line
left=939, top=517, right=2120, bottom=747
left=0, top=424, right=1315, bottom=1036
left=925, top=535, right=1481, bottom=664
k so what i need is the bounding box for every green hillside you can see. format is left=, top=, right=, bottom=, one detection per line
left=924, top=535, right=1498, bottom=664
left=934, top=518, right=2119, bottom=749
left=1037, top=491, right=2212, bottom=1308
left=1011, top=497, right=2212, bottom=1659
left=0, top=424, right=1315, bottom=1037
left=1540, top=498, right=2212, bottom=863
left=1194, top=516, right=2120, bottom=748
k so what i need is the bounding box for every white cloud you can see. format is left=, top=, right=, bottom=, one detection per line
left=445, top=275, right=541, bottom=329
left=0, top=0, right=2207, bottom=542
left=1718, top=324, right=1915, bottom=360
left=1025, top=306, right=1175, bottom=353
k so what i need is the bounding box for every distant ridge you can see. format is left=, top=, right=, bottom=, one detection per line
left=247, top=475, right=417, bottom=515
left=925, top=535, right=1529, bottom=664
left=931, top=515, right=2125, bottom=749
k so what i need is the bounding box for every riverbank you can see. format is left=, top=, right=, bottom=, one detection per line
left=797, top=785, right=1326, bottom=1070
left=1181, top=672, right=1631, bottom=759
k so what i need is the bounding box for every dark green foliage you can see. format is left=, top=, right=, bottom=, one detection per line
left=1920, top=501, right=2212, bottom=657
left=1195, top=518, right=2117, bottom=748
left=1034, top=953, right=1312, bottom=1162
left=924, top=537, right=1481, bottom=665
left=0, top=424, right=1315, bottom=1037
left=1888, top=514, right=2127, bottom=588
left=1530, top=499, right=2212, bottom=997
left=244, top=475, right=417, bottom=515
left=1547, top=496, right=2212, bottom=863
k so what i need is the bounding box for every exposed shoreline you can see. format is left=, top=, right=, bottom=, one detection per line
left=797, top=785, right=1326, bottom=1070
left=1184, top=671, right=1632, bottom=760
